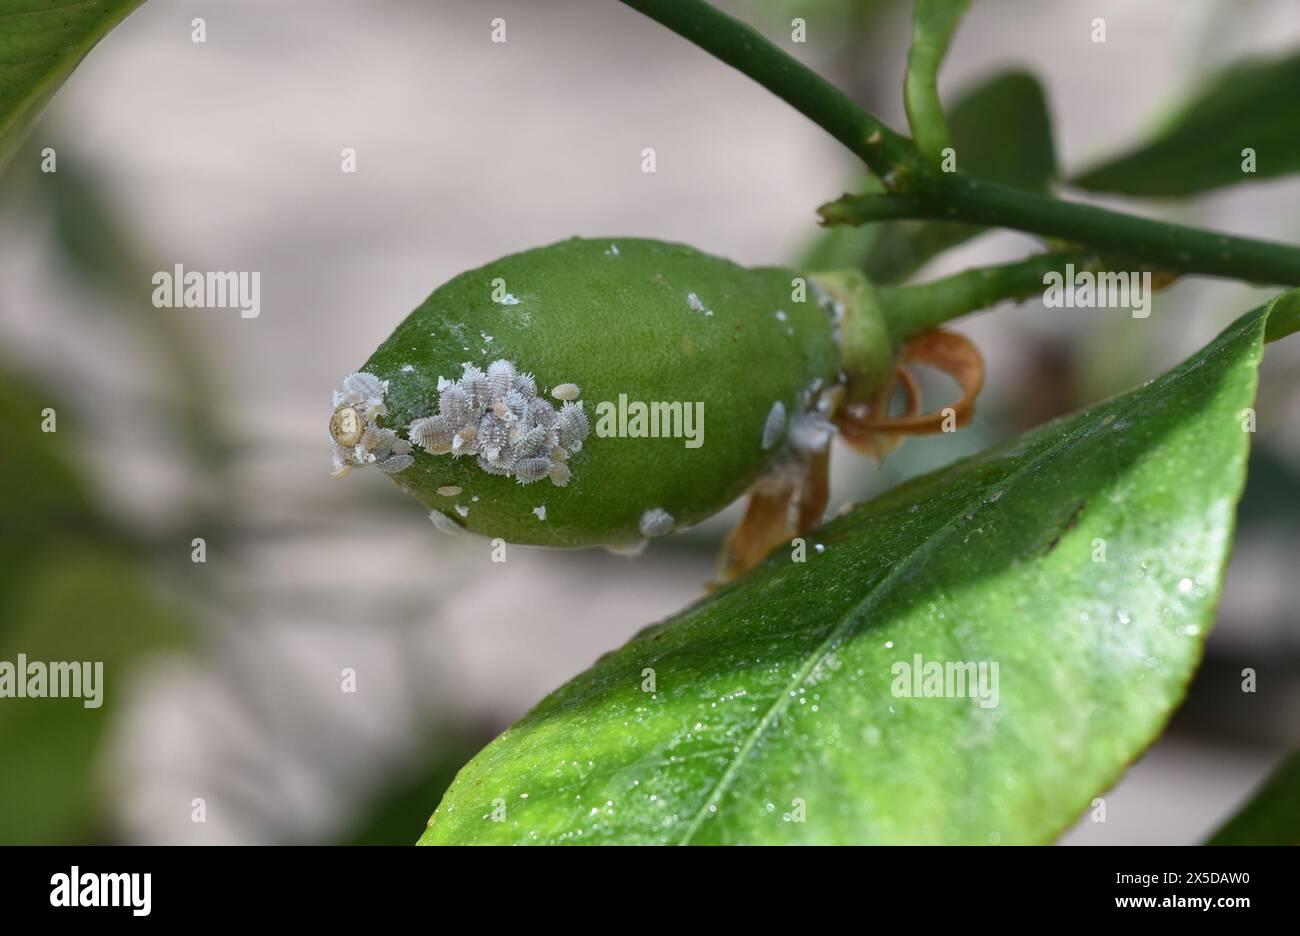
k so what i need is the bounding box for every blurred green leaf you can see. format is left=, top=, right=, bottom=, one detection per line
left=0, top=367, right=187, bottom=844
left=1236, top=449, right=1300, bottom=533
left=1207, top=750, right=1300, bottom=845
left=808, top=71, right=1057, bottom=281
left=0, top=0, right=146, bottom=177
left=0, top=365, right=97, bottom=553
left=946, top=70, right=1057, bottom=192
left=338, top=735, right=488, bottom=845
left=0, top=550, right=186, bottom=843
left=421, top=298, right=1274, bottom=845
left=1075, top=51, right=1300, bottom=197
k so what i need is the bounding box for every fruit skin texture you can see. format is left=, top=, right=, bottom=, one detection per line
left=358, top=237, right=841, bottom=547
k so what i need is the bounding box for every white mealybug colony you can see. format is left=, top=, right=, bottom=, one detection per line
left=328, top=372, right=415, bottom=478
left=407, top=359, right=588, bottom=486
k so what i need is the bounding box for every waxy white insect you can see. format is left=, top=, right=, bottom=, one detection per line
left=761, top=401, right=787, bottom=450
left=547, top=461, right=571, bottom=487
left=428, top=509, right=462, bottom=536
left=686, top=292, right=712, bottom=317
left=639, top=507, right=674, bottom=538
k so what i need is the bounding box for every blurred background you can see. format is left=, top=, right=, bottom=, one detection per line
left=1, top=0, right=1298, bottom=845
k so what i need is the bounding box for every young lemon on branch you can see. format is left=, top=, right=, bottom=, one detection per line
left=329, top=236, right=984, bottom=575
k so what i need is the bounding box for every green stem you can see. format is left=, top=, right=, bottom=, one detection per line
left=617, top=0, right=918, bottom=181
left=904, top=0, right=968, bottom=165
left=621, top=0, right=1300, bottom=288
left=823, top=178, right=1300, bottom=286
left=878, top=250, right=1097, bottom=340
left=945, top=177, right=1300, bottom=284
left=820, top=193, right=931, bottom=223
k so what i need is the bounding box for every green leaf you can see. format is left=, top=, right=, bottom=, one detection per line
left=904, top=0, right=968, bottom=163
left=809, top=71, right=1057, bottom=282
left=0, top=362, right=96, bottom=551
left=0, top=550, right=186, bottom=843
left=0, top=0, right=145, bottom=177
left=1263, top=285, right=1300, bottom=344
left=945, top=71, right=1057, bottom=192
left=337, top=735, right=489, bottom=845
left=0, top=367, right=187, bottom=843
left=422, top=298, right=1278, bottom=845
left=1075, top=51, right=1300, bottom=197
left=1206, top=750, right=1300, bottom=845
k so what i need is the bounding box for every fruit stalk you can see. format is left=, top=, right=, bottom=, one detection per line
left=876, top=250, right=1100, bottom=340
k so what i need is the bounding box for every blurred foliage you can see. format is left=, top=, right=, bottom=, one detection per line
left=1076, top=50, right=1300, bottom=197
left=0, top=135, right=475, bottom=845
left=0, top=366, right=98, bottom=555
left=339, top=733, right=489, bottom=845
left=0, top=368, right=187, bottom=843
left=0, top=550, right=186, bottom=843
left=945, top=71, right=1056, bottom=191
left=1208, top=749, right=1300, bottom=845
left=1237, top=448, right=1300, bottom=533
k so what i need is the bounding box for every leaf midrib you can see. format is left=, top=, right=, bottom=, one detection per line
left=674, top=399, right=1136, bottom=844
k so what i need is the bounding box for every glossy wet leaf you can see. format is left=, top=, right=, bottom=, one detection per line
left=422, top=300, right=1276, bottom=845
left=1206, top=749, right=1300, bottom=845
left=1075, top=51, right=1300, bottom=197
left=0, top=0, right=145, bottom=176
left=808, top=71, right=1057, bottom=282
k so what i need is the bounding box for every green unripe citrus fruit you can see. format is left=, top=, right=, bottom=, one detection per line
left=329, top=237, right=890, bottom=549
